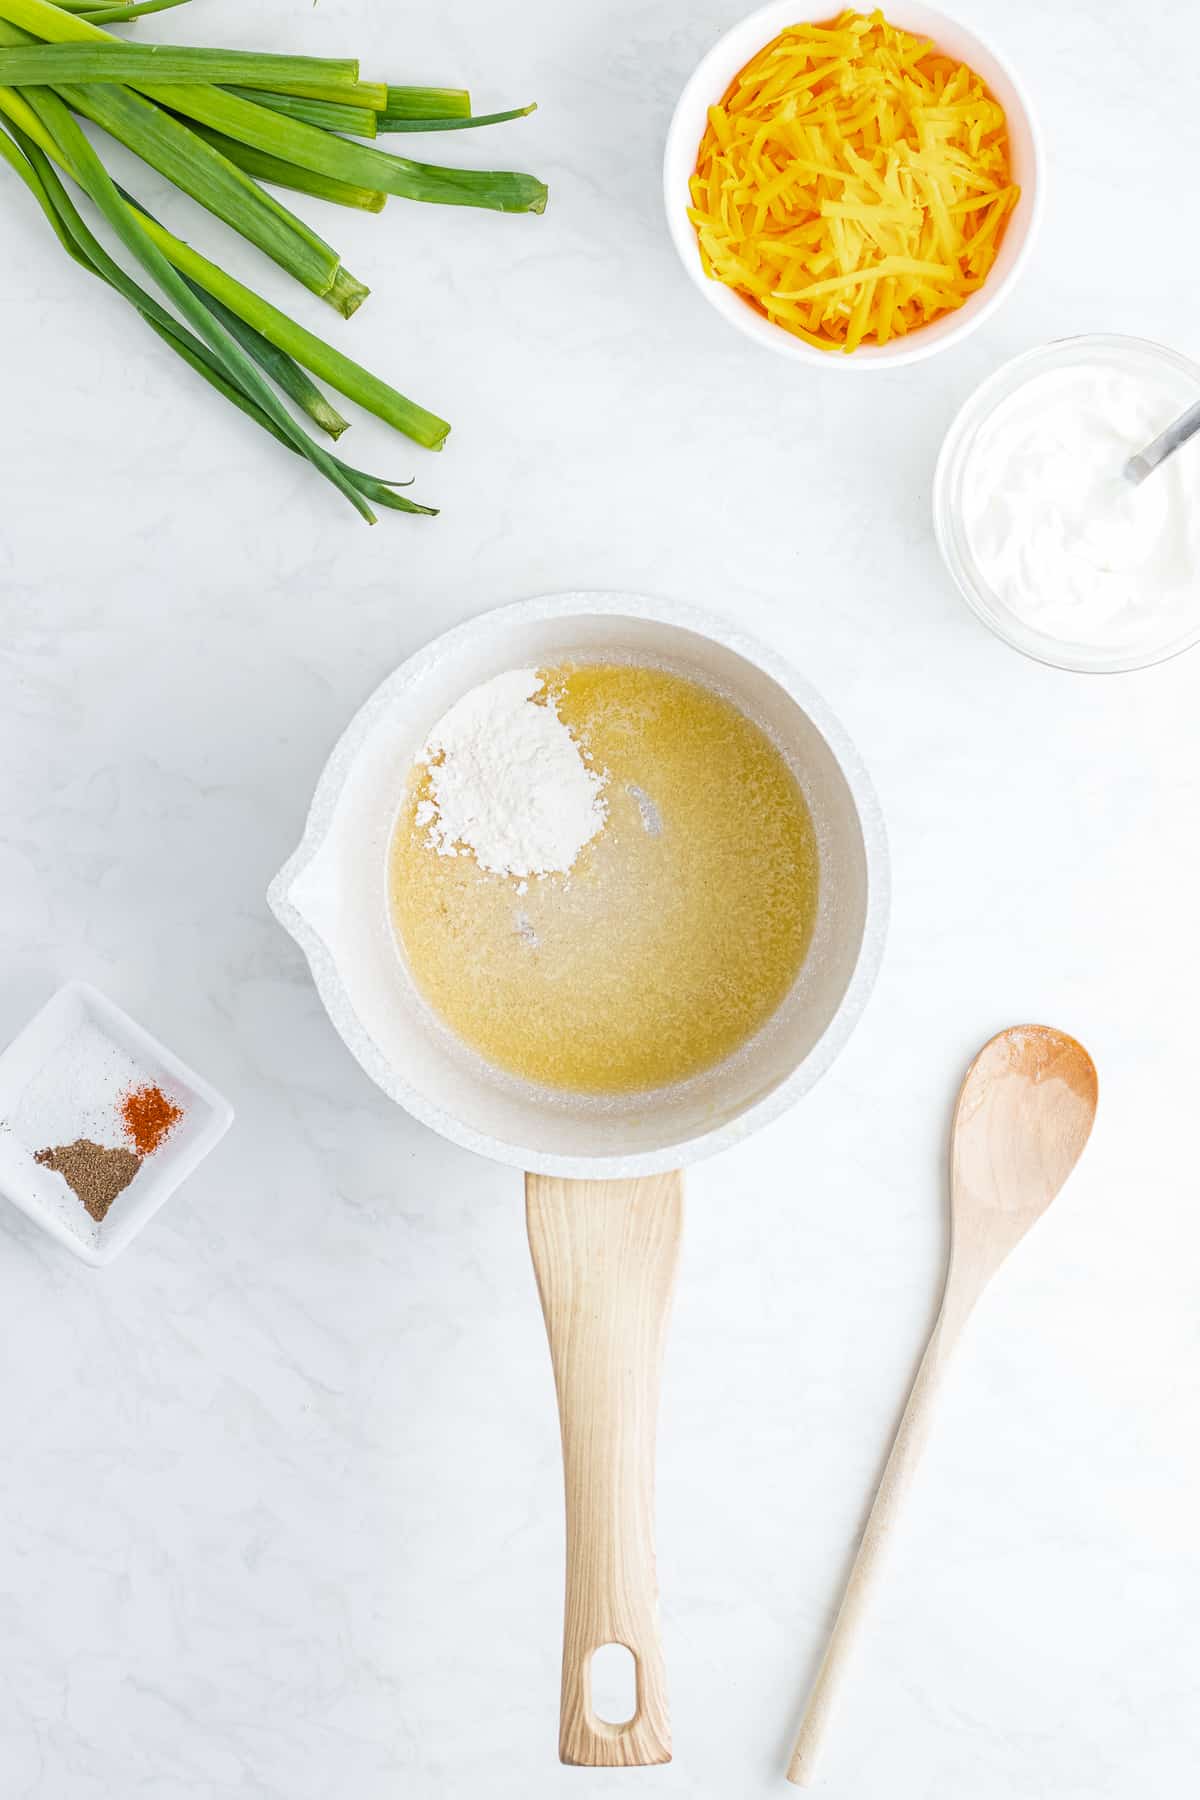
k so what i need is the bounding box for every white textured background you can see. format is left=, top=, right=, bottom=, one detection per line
left=2, top=1, right=1199, bottom=1795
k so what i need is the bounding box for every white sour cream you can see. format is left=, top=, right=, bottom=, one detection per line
left=959, top=362, right=1200, bottom=655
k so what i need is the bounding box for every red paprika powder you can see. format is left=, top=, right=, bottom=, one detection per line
left=121, top=1083, right=183, bottom=1156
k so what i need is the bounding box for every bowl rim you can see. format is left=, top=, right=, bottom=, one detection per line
left=932, top=332, right=1200, bottom=674
left=269, top=593, right=891, bottom=1178
left=662, top=0, right=1045, bottom=370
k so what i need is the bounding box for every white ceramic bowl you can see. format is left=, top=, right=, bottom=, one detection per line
left=934, top=333, right=1200, bottom=673
left=269, top=594, right=888, bottom=1179
left=663, top=0, right=1043, bottom=369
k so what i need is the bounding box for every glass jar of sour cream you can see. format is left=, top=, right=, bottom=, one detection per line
left=934, top=335, right=1200, bottom=672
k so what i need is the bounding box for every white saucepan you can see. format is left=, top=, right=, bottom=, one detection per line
left=269, top=593, right=888, bottom=1765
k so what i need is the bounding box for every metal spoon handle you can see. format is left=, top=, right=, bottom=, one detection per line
left=1125, top=398, right=1200, bottom=485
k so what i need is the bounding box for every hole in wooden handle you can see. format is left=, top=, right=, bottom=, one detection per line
left=590, top=1643, right=638, bottom=1726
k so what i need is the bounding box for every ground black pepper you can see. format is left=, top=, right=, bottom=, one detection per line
left=34, top=1138, right=141, bottom=1222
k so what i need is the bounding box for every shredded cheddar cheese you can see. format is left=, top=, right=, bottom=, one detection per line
left=689, top=10, right=1018, bottom=352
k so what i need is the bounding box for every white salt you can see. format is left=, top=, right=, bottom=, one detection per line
left=10, top=1021, right=149, bottom=1156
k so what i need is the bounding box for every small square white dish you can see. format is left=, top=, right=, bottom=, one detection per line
left=0, top=980, right=234, bottom=1267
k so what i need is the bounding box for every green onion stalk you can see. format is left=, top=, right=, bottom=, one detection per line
left=0, top=83, right=447, bottom=518
left=224, top=87, right=380, bottom=139
left=0, top=44, right=366, bottom=88
left=382, top=85, right=471, bottom=120
left=31, top=90, right=424, bottom=518
left=2, top=118, right=432, bottom=512
left=377, top=103, right=537, bottom=134
left=0, top=0, right=547, bottom=522
left=180, top=120, right=387, bottom=213
left=0, top=82, right=449, bottom=445
left=0, top=18, right=370, bottom=313
left=66, top=1, right=193, bottom=21
left=0, top=1, right=547, bottom=210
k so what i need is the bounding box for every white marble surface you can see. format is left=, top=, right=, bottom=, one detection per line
left=1, top=0, right=1199, bottom=1793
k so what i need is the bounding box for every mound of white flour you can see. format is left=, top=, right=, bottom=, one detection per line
left=415, top=669, right=606, bottom=879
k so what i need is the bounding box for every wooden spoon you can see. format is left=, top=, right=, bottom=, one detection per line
left=787, top=1024, right=1098, bottom=1786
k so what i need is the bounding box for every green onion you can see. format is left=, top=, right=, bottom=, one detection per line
left=0, top=75, right=73, bottom=152
left=383, top=85, right=471, bottom=119
left=224, top=85, right=378, bottom=140
left=78, top=2, right=191, bottom=21
left=20, top=87, right=379, bottom=520
left=136, top=324, right=436, bottom=512
left=181, top=120, right=386, bottom=212
left=26, top=122, right=345, bottom=440
left=62, top=77, right=367, bottom=311
left=0, top=81, right=448, bottom=450
left=0, top=107, right=91, bottom=265
left=61, top=0, right=192, bottom=18
left=0, top=20, right=369, bottom=313
left=178, top=277, right=350, bottom=440
left=273, top=78, right=388, bottom=110
left=127, top=215, right=451, bottom=447
left=0, top=0, right=546, bottom=210
left=0, top=43, right=366, bottom=89
left=135, top=82, right=549, bottom=213
left=75, top=1, right=190, bottom=20
left=0, top=0, right=358, bottom=86
left=0, top=0, right=545, bottom=522
left=7, top=119, right=434, bottom=514
left=155, top=323, right=437, bottom=514
left=378, top=103, right=537, bottom=134
left=0, top=6, right=384, bottom=107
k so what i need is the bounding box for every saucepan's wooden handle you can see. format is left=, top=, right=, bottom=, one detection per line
left=526, top=1171, right=683, bottom=1767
